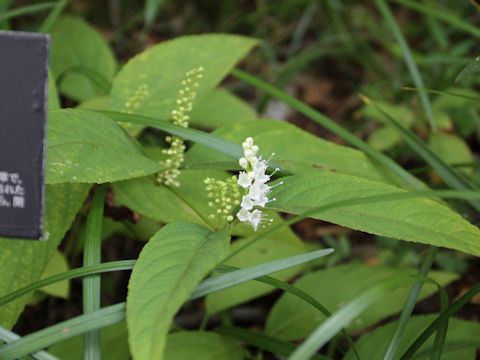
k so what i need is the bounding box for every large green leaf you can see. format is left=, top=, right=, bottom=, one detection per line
left=184, top=120, right=414, bottom=189
left=49, top=322, right=129, bottom=360
left=206, top=237, right=305, bottom=314
left=343, top=315, right=480, bottom=360
left=109, top=34, right=258, bottom=135
left=265, top=263, right=457, bottom=340
left=189, top=89, right=257, bottom=129
left=164, top=331, right=245, bottom=360
left=0, top=183, right=90, bottom=328
left=47, top=109, right=163, bottom=184
left=268, top=172, right=480, bottom=256
left=50, top=16, right=116, bottom=101
left=127, top=222, right=230, bottom=360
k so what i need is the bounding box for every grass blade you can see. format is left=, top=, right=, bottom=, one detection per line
left=400, top=282, right=480, bottom=360
left=362, top=96, right=480, bottom=211
left=230, top=68, right=425, bottom=191
left=96, top=110, right=290, bottom=176
left=0, top=260, right=136, bottom=306
left=0, top=327, right=58, bottom=360
left=38, top=0, right=68, bottom=33
left=0, top=2, right=55, bottom=22
left=390, top=0, right=480, bottom=39
left=289, top=275, right=446, bottom=360
left=215, top=265, right=360, bottom=360
left=374, top=0, right=436, bottom=131
left=216, top=326, right=330, bottom=360
left=382, top=247, right=438, bottom=360
left=83, top=184, right=108, bottom=360
left=190, top=249, right=334, bottom=299
left=0, top=303, right=126, bottom=360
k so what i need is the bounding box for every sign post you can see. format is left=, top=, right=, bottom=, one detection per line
left=0, top=31, right=49, bottom=239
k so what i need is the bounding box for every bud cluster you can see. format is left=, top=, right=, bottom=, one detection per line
left=204, top=176, right=241, bottom=223
left=124, top=84, right=150, bottom=113
left=156, top=67, right=204, bottom=187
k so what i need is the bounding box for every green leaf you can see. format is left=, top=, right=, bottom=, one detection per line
left=185, top=120, right=412, bottom=188
left=48, top=70, right=60, bottom=110
left=0, top=183, right=90, bottom=328
left=343, top=315, right=480, bottom=360
left=39, top=250, right=69, bottom=299
left=47, top=109, right=163, bottom=184
left=429, top=133, right=473, bottom=176
left=49, top=322, right=130, bottom=360
left=50, top=16, right=116, bottom=101
left=205, top=237, right=306, bottom=315
left=189, top=89, right=257, bottom=129
left=109, top=34, right=258, bottom=135
left=265, top=263, right=457, bottom=340
left=144, top=0, right=167, bottom=28
left=269, top=172, right=480, bottom=256
left=164, top=331, right=245, bottom=360
left=127, top=222, right=230, bottom=360
left=77, top=96, right=110, bottom=110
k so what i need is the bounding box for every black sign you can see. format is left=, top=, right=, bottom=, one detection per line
left=0, top=31, right=49, bottom=239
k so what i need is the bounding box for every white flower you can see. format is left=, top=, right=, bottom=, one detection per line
left=235, top=137, right=280, bottom=231
left=238, top=171, right=252, bottom=188
left=237, top=208, right=251, bottom=222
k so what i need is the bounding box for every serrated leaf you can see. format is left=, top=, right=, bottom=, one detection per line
left=164, top=331, right=245, bottom=360
left=50, top=16, right=116, bottom=101
left=189, top=89, right=256, bottom=129
left=39, top=250, right=69, bottom=298
left=184, top=120, right=414, bottom=189
left=47, top=109, right=163, bottom=184
left=127, top=222, right=230, bottom=360
left=49, top=322, right=129, bottom=360
left=265, top=263, right=457, bottom=340
left=269, top=172, right=480, bottom=256
left=343, top=315, right=480, bottom=360
left=206, top=237, right=305, bottom=315
left=109, top=34, right=258, bottom=135
left=0, top=183, right=90, bottom=328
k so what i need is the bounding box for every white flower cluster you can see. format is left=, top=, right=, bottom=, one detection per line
left=157, top=67, right=204, bottom=187
left=204, top=176, right=241, bottom=223
left=236, top=137, right=281, bottom=231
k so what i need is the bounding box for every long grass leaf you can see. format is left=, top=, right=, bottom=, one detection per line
left=0, top=2, right=55, bottom=22
left=0, top=327, right=58, bottom=360
left=374, top=0, right=436, bottom=131
left=0, top=303, right=126, bottom=360
left=38, top=0, right=68, bottom=33
left=289, top=275, right=446, bottom=360
left=390, top=0, right=480, bottom=39
left=216, top=326, right=330, bottom=360
left=400, top=282, right=480, bottom=359
left=230, top=68, right=425, bottom=191
left=0, top=260, right=136, bottom=306
left=83, top=184, right=108, bottom=360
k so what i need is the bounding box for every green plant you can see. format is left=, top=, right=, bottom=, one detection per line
left=1, top=1, right=480, bottom=360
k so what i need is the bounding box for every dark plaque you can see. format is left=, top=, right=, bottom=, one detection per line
left=0, top=31, right=49, bottom=239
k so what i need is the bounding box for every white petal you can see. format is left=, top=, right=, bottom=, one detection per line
left=241, top=195, right=254, bottom=210
left=236, top=208, right=251, bottom=222
left=253, top=196, right=268, bottom=208
left=239, top=157, right=248, bottom=169
left=237, top=172, right=252, bottom=188
left=249, top=210, right=262, bottom=231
